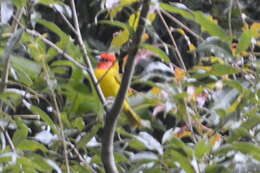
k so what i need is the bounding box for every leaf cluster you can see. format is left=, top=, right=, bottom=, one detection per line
left=0, top=0, right=259, bottom=172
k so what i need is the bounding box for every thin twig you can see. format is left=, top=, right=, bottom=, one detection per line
left=41, top=59, right=70, bottom=172
left=67, top=142, right=85, bottom=162
left=26, top=29, right=87, bottom=70
left=54, top=6, right=78, bottom=35
left=0, top=126, right=16, bottom=152
left=0, top=49, right=12, bottom=94
left=96, top=61, right=118, bottom=85
left=161, top=10, right=204, bottom=42
left=5, top=130, right=16, bottom=152
left=69, top=0, right=107, bottom=109
left=101, top=1, right=150, bottom=172
left=51, top=89, right=71, bottom=173
left=228, top=0, right=234, bottom=37
left=11, top=8, right=24, bottom=32
left=157, top=10, right=187, bottom=71
left=6, top=80, right=50, bottom=103
left=12, top=15, right=88, bottom=72
left=13, top=114, right=40, bottom=120
left=235, top=0, right=247, bottom=25
left=14, top=6, right=106, bottom=110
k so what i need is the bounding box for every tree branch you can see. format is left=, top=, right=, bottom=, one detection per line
left=157, top=10, right=186, bottom=71
left=161, top=10, right=204, bottom=42
left=25, top=29, right=86, bottom=70
left=101, top=0, right=151, bottom=172
left=69, top=0, right=107, bottom=109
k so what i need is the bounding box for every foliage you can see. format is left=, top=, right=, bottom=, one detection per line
left=0, top=0, right=259, bottom=172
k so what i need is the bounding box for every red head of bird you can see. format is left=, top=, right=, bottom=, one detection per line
left=97, top=53, right=116, bottom=69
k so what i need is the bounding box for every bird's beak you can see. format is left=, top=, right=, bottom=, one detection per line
left=95, top=55, right=101, bottom=61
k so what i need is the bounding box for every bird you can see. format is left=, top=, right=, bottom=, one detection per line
left=94, top=53, right=143, bottom=128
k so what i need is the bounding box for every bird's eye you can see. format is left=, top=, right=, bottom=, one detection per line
left=100, top=59, right=109, bottom=62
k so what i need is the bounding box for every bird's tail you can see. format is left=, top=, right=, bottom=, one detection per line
left=123, top=102, right=143, bottom=128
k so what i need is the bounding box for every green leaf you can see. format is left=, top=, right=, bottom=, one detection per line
left=143, top=168, right=165, bottom=173
left=17, top=140, right=48, bottom=152
left=71, top=164, right=93, bottom=173
left=195, top=140, right=211, bottom=160
left=209, top=86, right=240, bottom=117
left=37, top=19, right=63, bottom=37
left=36, top=0, right=63, bottom=5
left=11, top=56, right=41, bottom=79
left=128, top=11, right=140, bottom=30
left=78, top=123, right=101, bottom=148
left=166, top=137, right=193, bottom=158
left=120, top=0, right=139, bottom=6
left=160, top=4, right=229, bottom=41
left=236, top=30, right=252, bottom=53
left=72, top=117, right=85, bottom=130
left=197, top=37, right=233, bottom=60
left=116, top=127, right=134, bottom=138
left=0, top=91, right=21, bottom=110
left=242, top=113, right=260, bottom=129
left=170, top=150, right=195, bottom=173
left=2, top=164, right=20, bottom=173
left=231, top=142, right=260, bottom=160
left=12, top=118, right=28, bottom=146
left=224, top=80, right=244, bottom=93
left=61, top=112, right=71, bottom=127
left=17, top=157, right=41, bottom=172
left=50, top=60, right=75, bottom=67
left=206, top=165, right=231, bottom=173
left=0, top=154, right=12, bottom=163
left=160, top=3, right=194, bottom=20
left=37, top=19, right=68, bottom=43
left=30, top=154, right=53, bottom=172
left=31, top=106, right=57, bottom=133
left=99, top=20, right=131, bottom=31
left=143, top=167, right=165, bottom=173
left=210, top=64, right=238, bottom=76
left=141, top=44, right=171, bottom=63
left=114, top=152, right=128, bottom=163
left=12, top=0, right=26, bottom=8
left=111, top=29, right=129, bottom=49
left=128, top=139, right=147, bottom=150
left=216, top=142, right=260, bottom=161
left=193, top=11, right=229, bottom=41
left=70, top=93, right=101, bottom=114
left=226, top=127, right=250, bottom=143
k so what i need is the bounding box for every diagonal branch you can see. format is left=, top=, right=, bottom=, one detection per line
left=69, top=0, right=107, bottom=109
left=101, top=0, right=151, bottom=172
left=157, top=10, right=186, bottom=71
left=161, top=10, right=204, bottom=42
left=25, top=29, right=86, bottom=70
left=12, top=15, right=88, bottom=73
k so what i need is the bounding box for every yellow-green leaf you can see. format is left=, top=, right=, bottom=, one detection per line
left=111, top=29, right=129, bottom=49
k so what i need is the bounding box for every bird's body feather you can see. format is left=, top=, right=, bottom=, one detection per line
left=94, top=53, right=142, bottom=127
left=95, top=66, right=119, bottom=97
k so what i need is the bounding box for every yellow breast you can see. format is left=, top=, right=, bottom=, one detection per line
left=95, top=68, right=120, bottom=97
